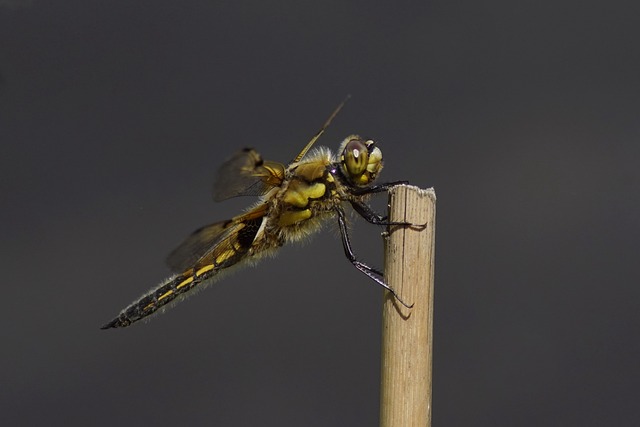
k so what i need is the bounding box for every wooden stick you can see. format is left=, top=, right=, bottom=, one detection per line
left=380, top=185, right=436, bottom=427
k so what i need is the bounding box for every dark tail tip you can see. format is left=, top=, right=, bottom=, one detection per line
left=100, top=318, right=122, bottom=330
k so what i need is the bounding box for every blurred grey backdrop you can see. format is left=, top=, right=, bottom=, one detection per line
left=2, top=1, right=639, bottom=426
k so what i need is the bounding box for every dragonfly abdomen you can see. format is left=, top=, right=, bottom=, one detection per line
left=101, top=264, right=217, bottom=329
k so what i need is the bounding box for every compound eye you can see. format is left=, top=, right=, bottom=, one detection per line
left=342, top=138, right=369, bottom=177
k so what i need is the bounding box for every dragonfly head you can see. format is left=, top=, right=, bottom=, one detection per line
left=338, top=135, right=383, bottom=186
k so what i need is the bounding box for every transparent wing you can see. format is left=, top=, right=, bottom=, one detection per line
left=212, top=97, right=349, bottom=202
left=166, top=204, right=269, bottom=273
left=213, top=148, right=285, bottom=202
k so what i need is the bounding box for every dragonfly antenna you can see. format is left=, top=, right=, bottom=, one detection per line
left=292, top=95, right=351, bottom=163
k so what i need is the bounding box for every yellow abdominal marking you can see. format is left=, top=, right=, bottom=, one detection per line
left=176, top=264, right=216, bottom=291
left=156, top=290, right=175, bottom=302
left=196, top=264, right=215, bottom=276
left=215, top=249, right=236, bottom=266
left=147, top=264, right=218, bottom=310
left=175, top=277, right=193, bottom=291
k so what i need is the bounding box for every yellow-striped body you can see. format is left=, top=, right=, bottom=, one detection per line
left=102, top=102, right=389, bottom=329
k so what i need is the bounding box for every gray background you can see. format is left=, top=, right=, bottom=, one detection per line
left=2, top=1, right=639, bottom=425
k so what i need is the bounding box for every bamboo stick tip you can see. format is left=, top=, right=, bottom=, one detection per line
left=389, top=184, right=436, bottom=200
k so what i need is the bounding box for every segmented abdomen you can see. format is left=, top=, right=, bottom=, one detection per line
left=101, top=264, right=217, bottom=329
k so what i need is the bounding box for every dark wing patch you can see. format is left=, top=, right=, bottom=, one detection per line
left=166, top=204, right=270, bottom=273
left=213, top=148, right=285, bottom=202
left=166, top=220, right=244, bottom=273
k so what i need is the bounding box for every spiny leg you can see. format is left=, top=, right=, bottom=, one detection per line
left=351, top=181, right=427, bottom=230
left=335, top=207, right=413, bottom=308
left=349, top=200, right=409, bottom=226
left=350, top=180, right=411, bottom=226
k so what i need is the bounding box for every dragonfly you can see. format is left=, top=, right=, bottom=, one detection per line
left=101, top=100, right=412, bottom=329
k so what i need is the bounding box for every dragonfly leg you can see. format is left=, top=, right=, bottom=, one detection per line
left=350, top=182, right=427, bottom=230
left=349, top=200, right=409, bottom=226
left=336, top=207, right=413, bottom=308
left=349, top=180, right=409, bottom=196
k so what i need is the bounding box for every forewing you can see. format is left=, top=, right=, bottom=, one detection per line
left=213, top=148, right=285, bottom=202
